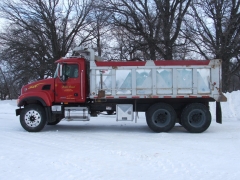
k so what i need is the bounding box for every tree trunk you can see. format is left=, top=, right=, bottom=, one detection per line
left=149, top=45, right=156, bottom=60
left=164, top=45, right=173, bottom=60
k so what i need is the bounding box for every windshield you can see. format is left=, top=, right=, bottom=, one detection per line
left=54, top=63, right=59, bottom=78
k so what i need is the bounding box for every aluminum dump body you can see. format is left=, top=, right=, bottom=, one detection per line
left=89, top=59, right=226, bottom=102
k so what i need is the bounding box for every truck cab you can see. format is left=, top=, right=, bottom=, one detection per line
left=16, top=51, right=90, bottom=132
left=54, top=57, right=88, bottom=103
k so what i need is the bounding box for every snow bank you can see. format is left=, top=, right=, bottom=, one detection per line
left=210, top=90, right=240, bottom=120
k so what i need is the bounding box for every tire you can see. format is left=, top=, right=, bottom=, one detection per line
left=146, top=103, right=176, bottom=132
left=20, top=104, right=47, bottom=132
left=107, top=110, right=114, bottom=115
left=181, top=103, right=211, bottom=133
left=47, top=114, right=63, bottom=125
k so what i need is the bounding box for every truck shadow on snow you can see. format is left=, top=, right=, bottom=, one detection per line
left=43, top=122, right=188, bottom=133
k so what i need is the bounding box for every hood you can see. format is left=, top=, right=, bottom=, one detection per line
left=21, top=78, right=54, bottom=95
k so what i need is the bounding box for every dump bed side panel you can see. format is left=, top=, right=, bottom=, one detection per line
left=89, top=59, right=226, bottom=102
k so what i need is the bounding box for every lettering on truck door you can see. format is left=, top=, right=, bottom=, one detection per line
left=55, top=63, right=83, bottom=102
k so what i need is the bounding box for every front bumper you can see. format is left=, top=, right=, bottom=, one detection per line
left=16, top=108, right=22, bottom=116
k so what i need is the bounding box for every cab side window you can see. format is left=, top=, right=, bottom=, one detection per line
left=65, top=64, right=78, bottom=78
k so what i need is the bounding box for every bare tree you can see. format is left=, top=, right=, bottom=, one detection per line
left=109, top=27, right=146, bottom=60
left=101, top=0, right=192, bottom=60
left=186, top=0, right=240, bottom=92
left=0, top=67, right=10, bottom=99
left=0, top=0, right=94, bottom=92
left=90, top=7, right=112, bottom=57
left=229, top=56, right=240, bottom=91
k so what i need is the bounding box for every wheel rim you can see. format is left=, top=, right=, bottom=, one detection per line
left=152, top=109, right=171, bottom=127
left=24, top=110, right=41, bottom=127
left=187, top=109, right=205, bottom=128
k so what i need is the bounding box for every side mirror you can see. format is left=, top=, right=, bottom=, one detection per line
left=59, top=64, right=68, bottom=82
left=62, top=74, right=67, bottom=81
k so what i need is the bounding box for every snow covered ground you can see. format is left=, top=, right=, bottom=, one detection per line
left=0, top=91, right=240, bottom=180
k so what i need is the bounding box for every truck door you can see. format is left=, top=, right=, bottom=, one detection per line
left=55, top=63, right=85, bottom=103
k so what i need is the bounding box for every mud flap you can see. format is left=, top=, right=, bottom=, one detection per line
left=45, top=106, right=52, bottom=123
left=216, top=102, right=222, bottom=124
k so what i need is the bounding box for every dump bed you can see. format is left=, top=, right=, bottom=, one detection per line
left=89, top=59, right=226, bottom=102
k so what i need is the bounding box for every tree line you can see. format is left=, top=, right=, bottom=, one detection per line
left=0, top=0, right=239, bottom=99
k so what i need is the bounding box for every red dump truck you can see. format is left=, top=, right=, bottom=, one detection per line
left=16, top=48, right=227, bottom=133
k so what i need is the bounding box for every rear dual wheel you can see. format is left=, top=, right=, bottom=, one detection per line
left=181, top=103, right=211, bottom=133
left=146, top=103, right=176, bottom=132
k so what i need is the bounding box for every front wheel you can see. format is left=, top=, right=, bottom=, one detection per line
left=181, top=103, right=211, bottom=133
left=20, top=104, right=47, bottom=132
left=146, top=103, right=176, bottom=132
